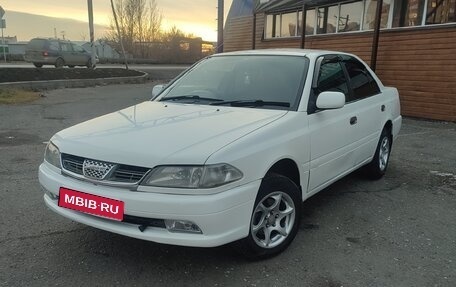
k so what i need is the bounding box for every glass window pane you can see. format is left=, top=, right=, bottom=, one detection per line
left=281, top=12, right=297, bottom=37
left=392, top=0, right=425, bottom=27
left=318, top=61, right=349, bottom=98
left=49, top=41, right=60, bottom=51
left=306, top=9, right=315, bottom=35
left=426, top=0, right=456, bottom=24
left=298, top=11, right=303, bottom=35
left=317, top=6, right=338, bottom=34
left=265, top=14, right=274, bottom=38
left=339, top=1, right=362, bottom=32
left=341, top=56, right=380, bottom=100
left=363, top=0, right=392, bottom=30
left=275, top=14, right=281, bottom=37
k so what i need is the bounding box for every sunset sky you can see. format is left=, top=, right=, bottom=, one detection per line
left=1, top=0, right=233, bottom=41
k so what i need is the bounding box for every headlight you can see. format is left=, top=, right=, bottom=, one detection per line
left=142, top=164, right=243, bottom=189
left=44, top=141, right=61, bottom=169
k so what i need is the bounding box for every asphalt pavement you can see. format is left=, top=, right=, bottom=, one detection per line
left=0, top=83, right=455, bottom=286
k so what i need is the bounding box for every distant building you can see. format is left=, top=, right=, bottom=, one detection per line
left=8, top=41, right=27, bottom=55
left=2, top=36, right=18, bottom=44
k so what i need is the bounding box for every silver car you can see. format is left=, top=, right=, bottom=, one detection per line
left=24, top=38, right=96, bottom=68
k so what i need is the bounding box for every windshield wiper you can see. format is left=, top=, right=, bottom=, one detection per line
left=210, top=100, right=290, bottom=108
left=160, top=95, right=223, bottom=102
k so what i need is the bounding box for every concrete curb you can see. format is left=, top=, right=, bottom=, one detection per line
left=0, top=70, right=148, bottom=90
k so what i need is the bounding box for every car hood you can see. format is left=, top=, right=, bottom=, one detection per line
left=52, top=101, right=287, bottom=167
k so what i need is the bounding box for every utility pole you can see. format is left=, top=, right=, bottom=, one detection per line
left=217, top=0, right=224, bottom=53
left=110, top=0, right=128, bottom=70
left=87, top=0, right=96, bottom=68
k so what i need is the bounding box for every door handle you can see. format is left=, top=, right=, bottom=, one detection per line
left=350, top=116, right=357, bottom=125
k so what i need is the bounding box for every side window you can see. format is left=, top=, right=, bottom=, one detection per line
left=49, top=41, right=60, bottom=51
left=72, top=44, right=85, bottom=53
left=308, top=56, right=349, bottom=113
left=60, top=43, right=72, bottom=52
left=342, top=57, right=380, bottom=101
left=317, top=59, right=349, bottom=99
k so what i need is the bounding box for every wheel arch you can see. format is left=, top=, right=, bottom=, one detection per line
left=383, top=120, right=393, bottom=142
left=264, top=158, right=301, bottom=197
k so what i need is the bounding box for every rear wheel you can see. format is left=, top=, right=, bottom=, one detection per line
left=33, top=63, right=43, bottom=68
left=235, top=174, right=301, bottom=260
left=365, top=128, right=392, bottom=179
left=86, top=59, right=94, bottom=69
left=55, top=58, right=64, bottom=68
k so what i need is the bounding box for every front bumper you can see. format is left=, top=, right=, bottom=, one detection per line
left=39, top=163, right=260, bottom=247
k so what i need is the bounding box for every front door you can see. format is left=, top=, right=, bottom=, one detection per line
left=307, top=55, right=358, bottom=193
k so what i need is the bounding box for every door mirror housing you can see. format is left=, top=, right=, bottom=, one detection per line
left=316, top=91, right=345, bottom=110
left=152, top=84, right=165, bottom=98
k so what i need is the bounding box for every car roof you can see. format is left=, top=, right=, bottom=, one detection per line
left=212, top=48, right=353, bottom=58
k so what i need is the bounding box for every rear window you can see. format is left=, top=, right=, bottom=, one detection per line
left=27, top=39, right=47, bottom=50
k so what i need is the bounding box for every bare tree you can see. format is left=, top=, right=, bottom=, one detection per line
left=108, top=0, right=163, bottom=58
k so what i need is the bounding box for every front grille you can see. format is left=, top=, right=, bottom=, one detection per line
left=61, top=154, right=84, bottom=174
left=61, top=153, right=150, bottom=184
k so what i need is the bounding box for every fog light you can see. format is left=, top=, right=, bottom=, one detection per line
left=42, top=187, right=59, bottom=200
left=164, top=219, right=202, bottom=234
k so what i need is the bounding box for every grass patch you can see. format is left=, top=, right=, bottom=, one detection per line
left=0, top=89, right=40, bottom=104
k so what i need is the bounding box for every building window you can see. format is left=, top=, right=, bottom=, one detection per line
left=363, top=0, right=392, bottom=29
left=281, top=12, right=298, bottom=37
left=265, top=11, right=300, bottom=38
left=265, top=14, right=275, bottom=38
left=263, top=0, right=456, bottom=39
left=317, top=5, right=339, bottom=34
left=426, top=0, right=456, bottom=24
left=339, top=1, right=363, bottom=32
left=393, top=0, right=426, bottom=27
left=305, top=9, right=316, bottom=35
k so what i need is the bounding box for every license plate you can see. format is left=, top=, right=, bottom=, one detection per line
left=58, top=187, right=124, bottom=221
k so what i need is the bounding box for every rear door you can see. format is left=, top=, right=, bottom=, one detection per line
left=59, top=42, right=74, bottom=64
left=307, top=55, right=358, bottom=192
left=71, top=44, right=89, bottom=65
left=340, top=55, right=384, bottom=166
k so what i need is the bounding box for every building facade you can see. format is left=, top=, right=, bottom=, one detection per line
left=224, top=0, right=456, bottom=121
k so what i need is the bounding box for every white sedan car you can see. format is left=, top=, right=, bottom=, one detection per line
left=39, top=49, right=401, bottom=259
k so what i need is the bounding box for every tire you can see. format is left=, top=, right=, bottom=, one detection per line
left=86, top=59, right=94, bottom=69
left=235, top=174, right=301, bottom=260
left=68, top=65, right=75, bottom=68
left=55, top=58, right=64, bottom=68
left=33, top=63, right=43, bottom=68
left=365, top=128, right=392, bottom=180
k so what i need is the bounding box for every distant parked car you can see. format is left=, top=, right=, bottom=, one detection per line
left=25, top=38, right=97, bottom=68
left=39, top=49, right=401, bottom=259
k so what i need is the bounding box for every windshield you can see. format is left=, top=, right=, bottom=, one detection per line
left=157, top=55, right=309, bottom=110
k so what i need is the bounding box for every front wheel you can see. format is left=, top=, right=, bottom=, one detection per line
left=86, top=59, right=95, bottom=69
left=33, top=63, right=43, bottom=68
left=55, top=58, right=64, bottom=68
left=235, top=174, right=301, bottom=260
left=365, top=128, right=392, bottom=179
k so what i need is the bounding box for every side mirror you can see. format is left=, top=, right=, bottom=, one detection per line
left=152, top=84, right=165, bottom=98
left=316, top=91, right=345, bottom=110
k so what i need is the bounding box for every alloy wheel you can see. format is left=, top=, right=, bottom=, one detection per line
left=251, top=191, right=295, bottom=249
